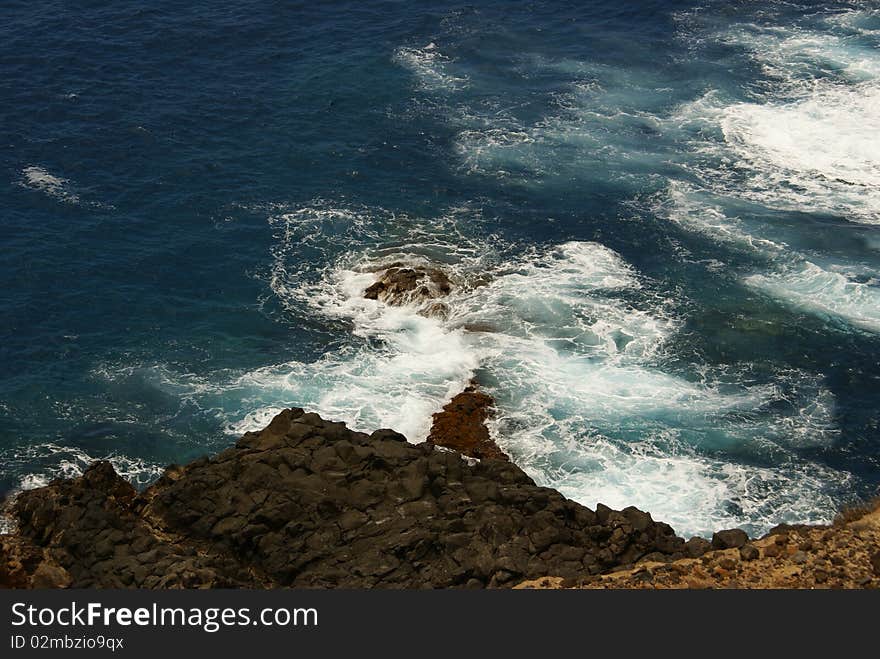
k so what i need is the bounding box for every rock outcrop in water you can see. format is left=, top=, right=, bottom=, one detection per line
left=426, top=385, right=508, bottom=462
left=363, top=263, right=452, bottom=317
left=1, top=409, right=689, bottom=589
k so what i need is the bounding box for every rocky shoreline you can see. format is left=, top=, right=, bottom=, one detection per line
left=1, top=407, right=878, bottom=589
left=3, top=404, right=877, bottom=589
left=426, top=384, right=508, bottom=462
left=2, top=263, right=878, bottom=589
left=2, top=407, right=693, bottom=588
left=518, top=503, right=880, bottom=589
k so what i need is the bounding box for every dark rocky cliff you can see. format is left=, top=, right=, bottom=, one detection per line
left=1, top=408, right=689, bottom=588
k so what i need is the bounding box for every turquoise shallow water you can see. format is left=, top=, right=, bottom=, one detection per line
left=2, top=0, right=879, bottom=537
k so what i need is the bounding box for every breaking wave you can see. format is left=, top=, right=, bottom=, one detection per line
left=93, top=200, right=851, bottom=537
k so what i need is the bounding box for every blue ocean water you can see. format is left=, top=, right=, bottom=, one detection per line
left=2, top=0, right=879, bottom=537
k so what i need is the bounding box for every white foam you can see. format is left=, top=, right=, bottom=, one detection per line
left=450, top=241, right=672, bottom=365
left=719, top=21, right=880, bottom=86
left=450, top=76, right=664, bottom=182
left=0, top=442, right=164, bottom=534
left=663, top=14, right=880, bottom=335
left=222, top=203, right=493, bottom=442
left=455, top=128, right=537, bottom=176
left=403, top=47, right=669, bottom=184
left=0, top=442, right=165, bottom=534
left=662, top=181, right=787, bottom=254
left=19, top=166, right=80, bottom=204
left=827, top=8, right=880, bottom=38
left=444, top=240, right=843, bottom=536
left=661, top=180, right=880, bottom=333
left=674, top=79, right=880, bottom=223
left=394, top=43, right=469, bottom=92
left=746, top=261, right=880, bottom=332
left=678, top=17, right=880, bottom=224
left=19, top=444, right=165, bottom=490
left=434, top=241, right=842, bottom=536
left=718, top=83, right=880, bottom=222
left=548, top=437, right=846, bottom=538
left=227, top=306, right=479, bottom=442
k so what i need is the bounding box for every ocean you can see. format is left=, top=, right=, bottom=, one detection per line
left=2, top=0, right=879, bottom=538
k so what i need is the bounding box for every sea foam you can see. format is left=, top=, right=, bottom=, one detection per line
left=19, top=166, right=81, bottom=204
left=394, top=43, right=469, bottom=92
left=745, top=262, right=880, bottom=333
left=664, top=11, right=880, bottom=334
left=208, top=204, right=847, bottom=537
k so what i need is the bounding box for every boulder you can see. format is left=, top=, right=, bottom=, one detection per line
left=684, top=536, right=712, bottom=558
left=739, top=543, right=760, bottom=561
left=712, top=528, right=749, bottom=550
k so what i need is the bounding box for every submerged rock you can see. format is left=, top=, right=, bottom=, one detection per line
left=2, top=409, right=687, bottom=589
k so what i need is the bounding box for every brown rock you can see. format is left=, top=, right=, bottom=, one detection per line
left=684, top=536, right=711, bottom=558
left=426, top=385, right=508, bottom=462
left=686, top=577, right=713, bottom=589
left=711, top=528, right=749, bottom=550
left=739, top=544, right=759, bottom=561
left=31, top=562, right=72, bottom=589
left=363, top=264, right=452, bottom=307
left=0, top=535, right=43, bottom=588
left=718, top=556, right=739, bottom=570
left=763, top=544, right=781, bottom=558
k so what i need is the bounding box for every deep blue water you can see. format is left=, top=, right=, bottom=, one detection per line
left=2, top=0, right=879, bottom=537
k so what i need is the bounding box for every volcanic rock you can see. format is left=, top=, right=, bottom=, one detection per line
left=518, top=501, right=880, bottom=589
left=2, top=409, right=687, bottom=589
left=426, top=385, right=507, bottom=461
left=684, top=536, right=711, bottom=558
left=711, top=528, right=749, bottom=550
left=364, top=263, right=452, bottom=308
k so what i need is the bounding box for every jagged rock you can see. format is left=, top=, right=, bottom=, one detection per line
left=0, top=535, right=61, bottom=588
left=536, top=501, right=880, bottom=589
left=3, top=409, right=686, bottom=589
left=364, top=264, right=452, bottom=307
left=426, top=385, right=507, bottom=461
